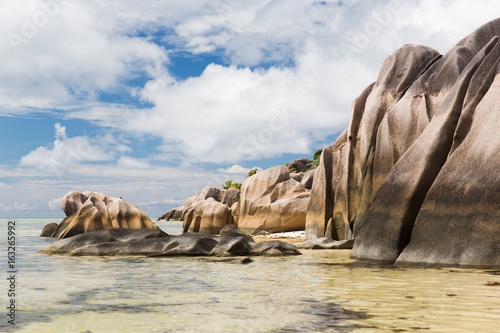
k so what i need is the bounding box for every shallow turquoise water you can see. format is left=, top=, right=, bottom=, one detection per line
left=0, top=218, right=499, bottom=332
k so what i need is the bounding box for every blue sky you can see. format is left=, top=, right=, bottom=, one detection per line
left=1, top=0, right=499, bottom=218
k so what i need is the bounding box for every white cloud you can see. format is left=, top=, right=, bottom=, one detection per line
left=59, top=1, right=500, bottom=165
left=0, top=202, right=35, bottom=212
left=117, top=156, right=151, bottom=169
left=0, top=0, right=169, bottom=115
left=48, top=198, right=61, bottom=210
left=19, top=123, right=125, bottom=174
left=218, top=164, right=262, bottom=174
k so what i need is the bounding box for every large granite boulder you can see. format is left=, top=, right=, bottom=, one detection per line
left=222, top=188, right=241, bottom=207
left=287, top=158, right=314, bottom=173
left=307, top=18, right=500, bottom=267
left=39, top=229, right=301, bottom=257
left=182, top=198, right=233, bottom=234
left=157, top=206, right=184, bottom=221
left=183, top=186, right=226, bottom=207
left=351, top=19, right=500, bottom=267
left=238, top=166, right=310, bottom=234
left=177, top=186, right=241, bottom=235
left=40, top=223, right=58, bottom=237
left=45, top=191, right=158, bottom=239
left=305, top=130, right=348, bottom=240
left=305, top=43, right=441, bottom=241
left=301, top=169, right=315, bottom=190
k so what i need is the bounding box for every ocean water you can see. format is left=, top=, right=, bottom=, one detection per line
left=0, top=218, right=499, bottom=332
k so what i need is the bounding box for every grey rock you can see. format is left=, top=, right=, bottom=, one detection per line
left=157, top=206, right=184, bottom=221
left=40, top=223, right=59, bottom=237
left=287, top=158, right=313, bottom=173
left=295, top=238, right=354, bottom=250
left=40, top=228, right=301, bottom=257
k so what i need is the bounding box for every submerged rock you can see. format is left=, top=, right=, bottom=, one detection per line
left=295, top=238, right=354, bottom=250
left=40, top=229, right=301, bottom=257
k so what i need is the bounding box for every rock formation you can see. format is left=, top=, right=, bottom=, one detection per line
left=44, top=191, right=158, bottom=239
left=179, top=186, right=240, bottom=235
left=238, top=165, right=310, bottom=234
left=182, top=198, right=233, bottom=234
left=307, top=18, right=500, bottom=267
left=40, top=228, right=301, bottom=257
left=40, top=223, right=58, bottom=237
left=157, top=206, right=183, bottom=221
left=174, top=165, right=313, bottom=235
left=287, top=158, right=314, bottom=173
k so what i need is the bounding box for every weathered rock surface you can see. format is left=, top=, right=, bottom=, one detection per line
left=307, top=18, right=500, bottom=267
left=305, top=130, right=349, bottom=240
left=40, top=223, right=59, bottom=237
left=184, top=186, right=226, bottom=208
left=157, top=206, right=184, bottom=221
left=45, top=191, right=157, bottom=239
left=222, top=188, right=241, bottom=207
left=178, top=186, right=241, bottom=235
left=40, top=229, right=301, bottom=257
left=287, top=158, right=314, bottom=173
left=301, top=169, right=315, bottom=190
left=182, top=198, right=233, bottom=234
left=156, top=186, right=242, bottom=235
left=238, top=166, right=310, bottom=234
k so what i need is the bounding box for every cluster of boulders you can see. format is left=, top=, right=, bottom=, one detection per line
left=159, top=163, right=315, bottom=235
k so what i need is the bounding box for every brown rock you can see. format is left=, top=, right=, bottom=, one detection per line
left=40, top=223, right=58, bottom=237
left=184, top=186, right=226, bottom=207
left=222, top=188, right=240, bottom=207
left=157, top=206, right=184, bottom=221
left=238, top=166, right=310, bottom=234
left=305, top=130, right=348, bottom=240
left=301, top=169, right=315, bottom=190
left=287, top=158, right=313, bottom=173
left=351, top=19, right=500, bottom=267
left=182, top=198, right=232, bottom=234
left=50, top=191, right=157, bottom=239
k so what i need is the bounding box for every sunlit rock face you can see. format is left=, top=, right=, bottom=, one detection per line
left=308, top=18, right=500, bottom=267
left=180, top=186, right=240, bottom=235
left=44, top=191, right=158, bottom=239
left=238, top=166, right=310, bottom=235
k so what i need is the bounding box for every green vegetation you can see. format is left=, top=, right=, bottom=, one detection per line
left=221, top=180, right=242, bottom=190
left=246, top=168, right=259, bottom=178
left=313, top=149, right=323, bottom=166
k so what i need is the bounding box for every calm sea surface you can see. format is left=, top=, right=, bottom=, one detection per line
left=0, top=218, right=499, bottom=332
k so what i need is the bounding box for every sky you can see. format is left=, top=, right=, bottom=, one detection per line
left=0, top=0, right=499, bottom=218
